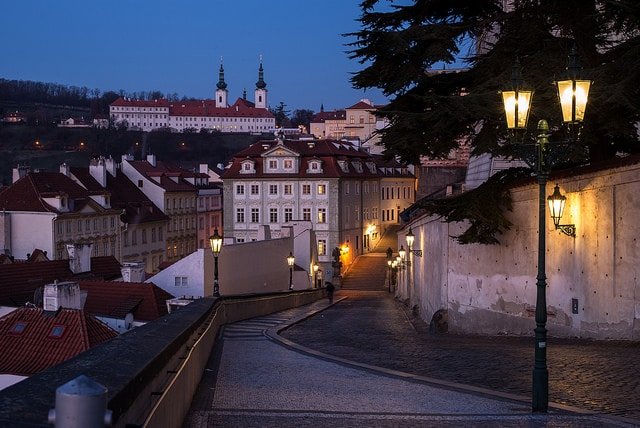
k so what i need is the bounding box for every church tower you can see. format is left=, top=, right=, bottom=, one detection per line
left=215, top=61, right=228, bottom=108
left=254, top=58, right=268, bottom=109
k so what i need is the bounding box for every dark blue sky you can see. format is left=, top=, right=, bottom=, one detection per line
left=0, top=0, right=390, bottom=112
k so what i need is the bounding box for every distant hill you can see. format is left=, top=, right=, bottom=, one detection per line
left=0, top=123, right=269, bottom=185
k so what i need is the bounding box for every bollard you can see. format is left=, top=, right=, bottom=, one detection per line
left=48, top=375, right=112, bottom=428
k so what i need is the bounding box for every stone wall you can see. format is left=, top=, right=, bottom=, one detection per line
left=401, top=160, right=640, bottom=340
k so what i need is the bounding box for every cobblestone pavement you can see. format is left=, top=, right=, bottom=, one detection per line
left=281, top=290, right=640, bottom=422
left=185, top=299, right=626, bottom=428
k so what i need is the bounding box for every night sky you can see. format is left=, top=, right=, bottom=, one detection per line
left=1, top=0, right=392, bottom=112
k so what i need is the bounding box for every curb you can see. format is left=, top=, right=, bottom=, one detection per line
left=265, top=297, right=640, bottom=427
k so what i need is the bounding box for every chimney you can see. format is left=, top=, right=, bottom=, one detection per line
left=44, top=280, right=84, bottom=311
left=122, top=154, right=134, bottom=162
left=89, top=157, right=107, bottom=187
left=12, top=165, right=30, bottom=183
left=59, top=163, right=70, bottom=176
left=121, top=261, right=145, bottom=282
left=66, top=243, right=93, bottom=274
left=199, top=164, right=208, bottom=174
left=147, top=154, right=157, bottom=167
left=105, top=156, right=117, bottom=177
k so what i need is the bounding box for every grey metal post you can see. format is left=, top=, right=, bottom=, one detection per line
left=48, top=375, right=112, bottom=428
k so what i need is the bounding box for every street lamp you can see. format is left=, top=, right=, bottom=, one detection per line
left=387, top=259, right=392, bottom=293
left=313, top=263, right=319, bottom=288
left=209, top=229, right=223, bottom=297
left=405, top=228, right=423, bottom=257
left=547, top=184, right=576, bottom=237
left=287, top=252, right=295, bottom=290
left=500, top=48, right=590, bottom=413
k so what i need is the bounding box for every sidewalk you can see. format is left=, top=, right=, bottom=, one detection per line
left=185, top=294, right=634, bottom=427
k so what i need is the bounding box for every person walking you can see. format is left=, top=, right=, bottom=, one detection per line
left=325, top=281, right=335, bottom=304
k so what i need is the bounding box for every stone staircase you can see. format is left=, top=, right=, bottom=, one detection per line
left=341, top=254, right=389, bottom=291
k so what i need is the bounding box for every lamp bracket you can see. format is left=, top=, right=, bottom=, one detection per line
left=409, top=249, right=423, bottom=257
left=556, top=224, right=576, bottom=238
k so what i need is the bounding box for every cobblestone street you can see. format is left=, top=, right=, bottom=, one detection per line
left=281, top=290, right=640, bottom=421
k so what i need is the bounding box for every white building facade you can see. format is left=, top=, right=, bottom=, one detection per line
left=109, top=62, right=275, bottom=133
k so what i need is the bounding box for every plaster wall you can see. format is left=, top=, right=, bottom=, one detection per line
left=404, top=162, right=640, bottom=339
left=8, top=212, right=55, bottom=259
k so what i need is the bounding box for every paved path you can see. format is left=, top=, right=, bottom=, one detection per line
left=184, top=295, right=632, bottom=427
left=282, top=291, right=640, bottom=424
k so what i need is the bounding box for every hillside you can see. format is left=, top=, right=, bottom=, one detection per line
left=0, top=124, right=268, bottom=184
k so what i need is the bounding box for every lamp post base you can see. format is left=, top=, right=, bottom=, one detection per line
left=532, top=368, right=549, bottom=412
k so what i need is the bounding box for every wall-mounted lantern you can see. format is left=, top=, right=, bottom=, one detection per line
left=547, top=184, right=576, bottom=237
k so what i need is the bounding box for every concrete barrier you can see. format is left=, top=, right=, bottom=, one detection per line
left=0, top=289, right=324, bottom=428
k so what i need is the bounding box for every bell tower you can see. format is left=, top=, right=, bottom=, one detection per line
left=215, top=59, right=228, bottom=108
left=254, top=56, right=268, bottom=109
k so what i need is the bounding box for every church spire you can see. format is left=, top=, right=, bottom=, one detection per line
left=216, top=60, right=227, bottom=90
left=256, top=56, right=266, bottom=90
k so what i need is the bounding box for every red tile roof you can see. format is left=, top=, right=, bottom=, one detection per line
left=110, top=98, right=170, bottom=107
left=0, top=172, right=115, bottom=214
left=311, top=110, right=346, bottom=123
left=70, top=167, right=169, bottom=225
left=0, top=307, right=117, bottom=376
left=127, top=160, right=201, bottom=193
left=222, top=139, right=413, bottom=180
left=0, top=257, right=122, bottom=307
left=346, top=100, right=381, bottom=110
left=79, top=280, right=173, bottom=322
left=110, top=97, right=274, bottom=118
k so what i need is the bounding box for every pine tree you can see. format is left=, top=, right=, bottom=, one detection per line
left=347, top=0, right=640, bottom=243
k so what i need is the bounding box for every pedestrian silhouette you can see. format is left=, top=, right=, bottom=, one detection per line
left=325, top=281, right=335, bottom=304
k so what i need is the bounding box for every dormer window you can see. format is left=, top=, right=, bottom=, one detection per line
left=240, top=160, right=256, bottom=174
left=268, top=159, right=277, bottom=169
left=352, top=162, right=363, bottom=173
left=337, top=161, right=349, bottom=173
left=284, top=159, right=293, bottom=170
left=307, top=160, right=323, bottom=174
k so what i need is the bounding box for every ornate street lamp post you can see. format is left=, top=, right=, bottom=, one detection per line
left=287, top=252, right=295, bottom=290
left=209, top=229, right=223, bottom=298
left=500, top=48, right=590, bottom=413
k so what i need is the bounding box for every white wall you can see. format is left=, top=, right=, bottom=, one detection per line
left=402, top=161, right=640, bottom=340
left=9, top=212, right=55, bottom=259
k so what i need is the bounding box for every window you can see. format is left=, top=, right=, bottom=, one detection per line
left=303, top=208, right=311, bottom=221
left=131, top=230, right=137, bottom=245
left=302, top=184, right=311, bottom=195
left=174, top=276, right=188, bottom=287
left=269, top=208, right=278, bottom=223
left=251, top=208, right=259, bottom=223
left=124, top=231, right=129, bottom=247
left=236, top=238, right=245, bottom=243
left=9, top=322, right=27, bottom=335
left=86, top=219, right=91, bottom=231
left=66, top=221, right=71, bottom=233
left=284, top=184, right=292, bottom=195
left=250, top=184, right=259, bottom=195
left=269, top=184, right=278, bottom=195
left=49, top=325, right=65, bottom=338
left=284, top=207, right=293, bottom=222
left=317, top=184, right=326, bottom=195
left=152, top=227, right=157, bottom=242
left=77, top=220, right=82, bottom=232
left=111, top=217, right=115, bottom=228
left=318, top=239, right=327, bottom=256
left=284, top=159, right=293, bottom=169
left=236, top=208, right=245, bottom=223
left=236, top=184, right=245, bottom=195
left=318, top=208, right=327, bottom=223
left=268, top=159, right=277, bottom=169
left=142, top=229, right=147, bottom=244
left=345, top=183, right=350, bottom=194
left=138, top=180, right=143, bottom=187
left=355, top=183, right=360, bottom=194
left=158, top=226, right=163, bottom=240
